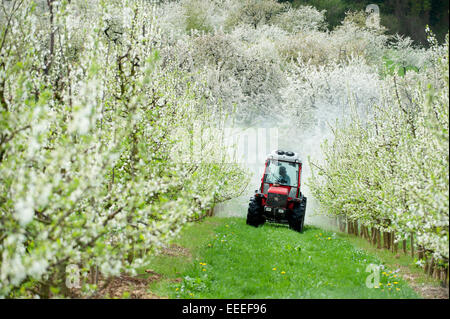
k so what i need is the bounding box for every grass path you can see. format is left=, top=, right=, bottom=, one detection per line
left=141, top=217, right=421, bottom=298
left=142, top=217, right=419, bottom=298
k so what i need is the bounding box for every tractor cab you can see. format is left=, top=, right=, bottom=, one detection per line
left=247, top=150, right=307, bottom=232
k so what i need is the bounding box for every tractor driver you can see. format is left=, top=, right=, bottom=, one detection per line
left=277, top=165, right=291, bottom=185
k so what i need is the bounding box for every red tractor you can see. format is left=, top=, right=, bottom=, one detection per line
left=247, top=150, right=307, bottom=232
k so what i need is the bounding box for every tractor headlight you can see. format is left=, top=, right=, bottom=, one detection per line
left=265, top=207, right=272, bottom=212
left=278, top=208, right=284, bottom=214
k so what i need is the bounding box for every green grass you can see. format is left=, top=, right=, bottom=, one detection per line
left=137, top=218, right=222, bottom=296
left=142, top=217, right=419, bottom=299
left=336, top=232, right=445, bottom=289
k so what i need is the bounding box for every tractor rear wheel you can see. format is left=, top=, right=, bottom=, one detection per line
left=246, top=197, right=265, bottom=227
left=289, top=197, right=307, bottom=232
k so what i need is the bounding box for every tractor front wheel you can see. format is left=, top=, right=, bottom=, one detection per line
left=289, top=197, right=307, bottom=232
left=246, top=197, right=265, bottom=227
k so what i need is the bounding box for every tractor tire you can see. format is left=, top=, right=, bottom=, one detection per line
left=246, top=197, right=265, bottom=227
left=289, top=197, right=307, bottom=232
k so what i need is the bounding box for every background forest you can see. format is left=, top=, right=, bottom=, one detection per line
left=286, top=0, right=449, bottom=44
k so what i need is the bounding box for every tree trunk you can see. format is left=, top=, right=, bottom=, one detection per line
left=127, top=243, right=134, bottom=264
left=339, top=217, right=346, bottom=232
left=434, top=265, right=440, bottom=280
left=391, top=232, right=396, bottom=253
left=410, top=233, right=414, bottom=258
left=90, top=266, right=96, bottom=284
left=95, top=265, right=99, bottom=286
left=418, top=246, right=424, bottom=260
left=402, top=240, right=407, bottom=254
left=387, top=232, right=390, bottom=249
left=365, top=227, right=370, bottom=241
left=445, top=267, right=449, bottom=287
left=58, top=262, right=69, bottom=297
left=383, top=231, right=391, bottom=250
left=428, top=257, right=435, bottom=276
left=438, top=268, right=444, bottom=281
left=40, top=282, right=51, bottom=299
left=45, top=0, right=56, bottom=75
left=376, top=229, right=382, bottom=249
